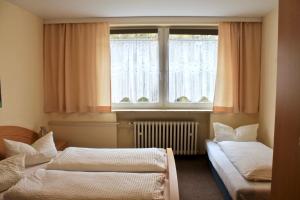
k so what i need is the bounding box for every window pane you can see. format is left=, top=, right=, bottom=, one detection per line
left=168, top=34, right=218, bottom=103
left=110, top=33, right=159, bottom=104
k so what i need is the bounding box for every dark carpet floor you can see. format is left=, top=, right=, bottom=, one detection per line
left=175, top=156, right=224, bottom=200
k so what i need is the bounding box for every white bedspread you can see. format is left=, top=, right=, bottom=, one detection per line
left=0, top=153, right=58, bottom=200
left=206, top=140, right=271, bottom=200
left=4, top=169, right=165, bottom=200
left=218, top=141, right=273, bottom=181
left=47, top=147, right=167, bottom=172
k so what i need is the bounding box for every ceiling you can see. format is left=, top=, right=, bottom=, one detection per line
left=7, top=0, right=278, bottom=19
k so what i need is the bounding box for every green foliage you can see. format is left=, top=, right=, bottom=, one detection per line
left=199, top=96, right=210, bottom=103
left=138, top=97, right=149, bottom=103
left=175, top=96, right=190, bottom=103
left=120, top=97, right=131, bottom=103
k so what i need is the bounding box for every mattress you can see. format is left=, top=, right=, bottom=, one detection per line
left=206, top=140, right=271, bottom=200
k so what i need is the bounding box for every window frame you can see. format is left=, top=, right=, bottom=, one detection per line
left=110, top=26, right=218, bottom=110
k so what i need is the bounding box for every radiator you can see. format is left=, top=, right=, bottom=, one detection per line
left=133, top=121, right=198, bottom=155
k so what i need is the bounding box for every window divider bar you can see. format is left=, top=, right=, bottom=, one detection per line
left=163, top=28, right=170, bottom=108
left=158, top=27, right=169, bottom=108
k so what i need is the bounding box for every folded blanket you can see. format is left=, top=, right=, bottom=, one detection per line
left=218, top=141, right=273, bottom=181
left=47, top=147, right=167, bottom=172
left=4, top=169, right=166, bottom=200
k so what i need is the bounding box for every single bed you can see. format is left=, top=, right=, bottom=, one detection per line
left=0, top=126, right=179, bottom=200
left=206, top=140, right=271, bottom=200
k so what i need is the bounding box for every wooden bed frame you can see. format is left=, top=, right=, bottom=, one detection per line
left=0, top=126, right=38, bottom=159
left=0, top=126, right=180, bottom=200
left=167, top=148, right=180, bottom=200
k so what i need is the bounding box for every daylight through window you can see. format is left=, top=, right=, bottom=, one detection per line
left=110, top=27, right=218, bottom=109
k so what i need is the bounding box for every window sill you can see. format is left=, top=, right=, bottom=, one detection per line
left=112, top=108, right=212, bottom=112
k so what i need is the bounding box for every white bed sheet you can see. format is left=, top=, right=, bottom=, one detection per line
left=206, top=140, right=271, bottom=200
left=0, top=151, right=170, bottom=200
left=218, top=141, right=273, bottom=181
left=47, top=147, right=167, bottom=172
left=4, top=170, right=166, bottom=200
left=0, top=162, right=48, bottom=200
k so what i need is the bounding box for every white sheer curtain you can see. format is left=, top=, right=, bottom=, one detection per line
left=168, top=35, right=218, bottom=103
left=110, top=34, right=159, bottom=103
left=110, top=33, right=218, bottom=105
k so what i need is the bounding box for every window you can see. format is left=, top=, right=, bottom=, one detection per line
left=110, top=27, right=218, bottom=109
left=110, top=29, right=160, bottom=106
left=168, top=29, right=218, bottom=107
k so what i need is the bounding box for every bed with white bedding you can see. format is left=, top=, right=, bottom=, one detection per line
left=218, top=141, right=273, bottom=181
left=206, top=140, right=271, bottom=200
left=0, top=126, right=179, bottom=200
left=0, top=148, right=176, bottom=200
left=2, top=148, right=172, bottom=200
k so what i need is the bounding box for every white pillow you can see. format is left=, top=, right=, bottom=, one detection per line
left=213, top=122, right=236, bottom=142
left=235, top=124, right=259, bottom=142
left=4, top=132, right=58, bottom=166
left=0, top=154, right=25, bottom=192
left=213, top=122, right=258, bottom=142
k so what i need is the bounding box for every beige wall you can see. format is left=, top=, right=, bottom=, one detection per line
left=0, top=0, right=46, bottom=132
left=48, top=120, right=118, bottom=148
left=47, top=113, right=117, bottom=123
left=47, top=113, right=118, bottom=147
left=259, top=6, right=279, bottom=148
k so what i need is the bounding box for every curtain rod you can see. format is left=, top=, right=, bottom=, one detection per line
left=44, top=16, right=262, bottom=26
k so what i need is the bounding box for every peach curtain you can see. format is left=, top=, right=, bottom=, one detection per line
left=213, top=22, right=262, bottom=113
left=44, top=23, right=111, bottom=113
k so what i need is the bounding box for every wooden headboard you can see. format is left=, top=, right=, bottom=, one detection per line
left=0, top=126, right=39, bottom=159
